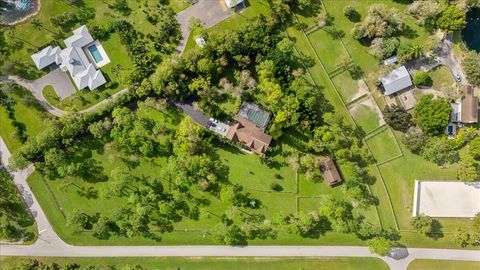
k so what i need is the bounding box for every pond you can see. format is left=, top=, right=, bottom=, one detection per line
left=462, top=8, right=480, bottom=52
left=0, top=0, right=39, bottom=25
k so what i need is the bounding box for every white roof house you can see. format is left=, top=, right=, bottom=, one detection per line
left=30, top=25, right=108, bottom=91
left=380, top=66, right=413, bottom=95
left=225, top=0, right=244, bottom=8
left=31, top=46, right=62, bottom=70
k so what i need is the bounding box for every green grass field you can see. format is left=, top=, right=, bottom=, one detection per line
left=0, top=256, right=390, bottom=270
left=350, top=103, right=382, bottom=134
left=0, top=86, right=49, bottom=152
left=407, top=259, right=480, bottom=270
left=365, top=128, right=401, bottom=163
left=428, top=66, right=456, bottom=90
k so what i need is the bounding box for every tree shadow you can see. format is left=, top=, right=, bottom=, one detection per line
left=402, top=25, right=419, bottom=40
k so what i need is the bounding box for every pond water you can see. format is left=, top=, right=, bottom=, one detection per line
left=462, top=8, right=480, bottom=52
left=0, top=0, right=39, bottom=25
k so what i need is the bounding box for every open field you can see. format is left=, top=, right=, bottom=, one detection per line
left=428, top=66, right=456, bottom=90
left=365, top=128, right=401, bottom=163
left=407, top=259, right=480, bottom=270
left=0, top=256, right=389, bottom=270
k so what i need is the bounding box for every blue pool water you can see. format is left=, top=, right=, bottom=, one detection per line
left=88, top=44, right=103, bottom=63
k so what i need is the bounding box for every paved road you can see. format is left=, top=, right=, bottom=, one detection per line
left=176, top=0, right=232, bottom=52
left=0, top=75, right=128, bottom=117
left=1, top=137, right=480, bottom=270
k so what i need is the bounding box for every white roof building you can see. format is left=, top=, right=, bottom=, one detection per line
left=30, top=25, right=108, bottom=91
left=31, top=46, right=62, bottom=70
left=225, top=0, right=244, bottom=9
left=380, top=66, right=413, bottom=95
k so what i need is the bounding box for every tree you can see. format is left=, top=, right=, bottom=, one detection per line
left=462, top=51, right=480, bottom=86
left=469, top=137, right=480, bottom=159
left=437, top=6, right=467, bottom=32
left=414, top=95, right=451, bottom=135
left=406, top=0, right=441, bottom=25
left=66, top=209, right=89, bottom=232
left=343, top=6, right=357, bottom=21
left=474, top=213, right=480, bottom=233
left=453, top=228, right=475, bottom=247
left=412, top=71, right=432, bottom=86
left=351, top=4, right=404, bottom=40
left=369, top=37, right=400, bottom=59
left=383, top=105, right=413, bottom=132
left=457, top=153, right=479, bottom=182
left=318, top=196, right=358, bottom=233
left=92, top=216, right=111, bottom=239
left=403, top=126, right=427, bottom=153
left=411, top=214, right=434, bottom=236
left=367, top=237, right=392, bottom=256
left=421, top=137, right=459, bottom=167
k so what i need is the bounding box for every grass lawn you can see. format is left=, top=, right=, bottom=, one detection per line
left=407, top=259, right=480, bottom=270
left=0, top=86, right=49, bottom=152
left=350, top=103, right=382, bottom=134
left=0, top=256, right=390, bottom=270
left=365, top=128, right=401, bottom=163
left=428, top=66, right=456, bottom=90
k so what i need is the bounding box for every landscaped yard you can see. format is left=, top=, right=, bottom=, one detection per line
left=428, top=66, right=456, bottom=90
left=0, top=256, right=390, bottom=270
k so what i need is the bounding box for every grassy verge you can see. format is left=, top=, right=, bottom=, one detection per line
left=407, top=259, right=480, bottom=270
left=0, top=256, right=390, bottom=270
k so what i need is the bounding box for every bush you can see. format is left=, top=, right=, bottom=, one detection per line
left=270, top=182, right=283, bottom=192
left=412, top=71, right=432, bottom=86
left=343, top=6, right=356, bottom=19
left=383, top=105, right=413, bottom=132
left=463, top=51, right=480, bottom=86
left=415, top=95, right=451, bottom=135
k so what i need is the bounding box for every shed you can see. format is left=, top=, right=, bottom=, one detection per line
left=319, top=156, right=343, bottom=186
left=380, top=66, right=413, bottom=95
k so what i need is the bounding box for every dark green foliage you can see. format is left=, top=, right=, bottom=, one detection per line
left=383, top=105, right=413, bottom=132
left=0, top=169, right=33, bottom=241
left=421, top=137, right=459, bottom=166
left=270, top=182, right=283, bottom=191
left=462, top=51, right=480, bottom=86
left=318, top=195, right=358, bottom=234
left=367, top=236, right=392, bottom=256
left=412, top=71, right=432, bottom=86
left=437, top=5, right=467, bottom=32
left=411, top=214, right=434, bottom=235
left=50, top=8, right=95, bottom=29
left=414, top=94, right=451, bottom=135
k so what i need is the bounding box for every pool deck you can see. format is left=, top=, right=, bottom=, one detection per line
left=83, top=40, right=110, bottom=69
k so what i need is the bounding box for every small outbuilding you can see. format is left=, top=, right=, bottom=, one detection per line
left=319, top=156, right=343, bottom=186
left=380, top=65, right=413, bottom=95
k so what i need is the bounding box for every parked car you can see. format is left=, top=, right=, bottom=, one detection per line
left=454, top=74, right=461, bottom=82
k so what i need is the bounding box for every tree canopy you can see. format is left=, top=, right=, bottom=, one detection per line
left=414, top=95, right=451, bottom=135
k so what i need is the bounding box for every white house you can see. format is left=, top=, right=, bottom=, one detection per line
left=31, top=25, right=110, bottom=91
left=380, top=65, right=413, bottom=95
left=225, top=0, right=244, bottom=9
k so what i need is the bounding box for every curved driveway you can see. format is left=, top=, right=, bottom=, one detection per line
left=0, top=75, right=128, bottom=117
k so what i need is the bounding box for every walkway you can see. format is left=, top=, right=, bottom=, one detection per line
left=176, top=0, right=232, bottom=52
left=0, top=75, right=128, bottom=117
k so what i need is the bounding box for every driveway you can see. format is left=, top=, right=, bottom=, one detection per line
left=175, top=102, right=210, bottom=127
left=433, top=35, right=467, bottom=84
left=176, top=0, right=232, bottom=52
left=34, top=68, right=76, bottom=100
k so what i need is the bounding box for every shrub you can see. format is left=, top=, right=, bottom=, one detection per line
left=270, top=183, right=283, bottom=192
left=384, top=105, right=413, bottom=132
left=412, top=71, right=433, bottom=86
left=463, top=51, right=480, bottom=86
left=343, top=6, right=356, bottom=19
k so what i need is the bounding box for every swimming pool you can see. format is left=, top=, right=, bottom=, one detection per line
left=88, top=44, right=103, bottom=63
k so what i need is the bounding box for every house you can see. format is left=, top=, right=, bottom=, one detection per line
left=319, top=156, right=343, bottom=186
left=226, top=116, right=272, bottom=154
left=224, top=0, right=245, bottom=9
left=380, top=65, right=413, bottom=95
left=451, top=85, right=479, bottom=124
left=31, top=25, right=110, bottom=90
